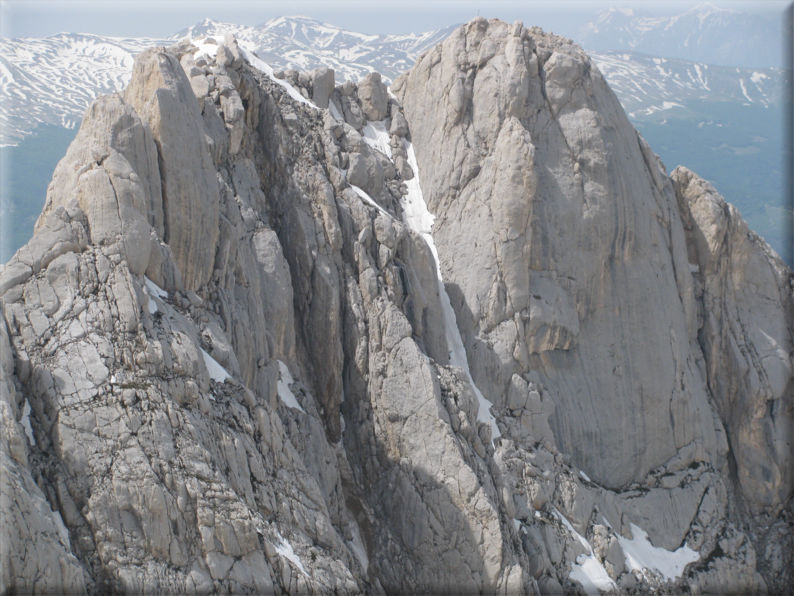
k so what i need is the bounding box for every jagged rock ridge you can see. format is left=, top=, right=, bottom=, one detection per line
left=1, top=18, right=791, bottom=595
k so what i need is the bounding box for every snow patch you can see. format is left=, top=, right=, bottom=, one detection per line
left=750, top=71, right=767, bottom=84
left=553, top=508, right=617, bottom=593
left=277, top=360, right=306, bottom=413
left=201, top=349, right=230, bottom=383
left=192, top=37, right=221, bottom=58
left=617, top=522, right=699, bottom=581
left=579, top=470, right=591, bottom=482
left=362, top=119, right=392, bottom=158
left=144, top=276, right=168, bottom=297
left=21, top=399, right=35, bottom=445
left=274, top=532, right=308, bottom=575
left=572, top=555, right=618, bottom=594
left=240, top=47, right=317, bottom=108
left=144, top=276, right=167, bottom=313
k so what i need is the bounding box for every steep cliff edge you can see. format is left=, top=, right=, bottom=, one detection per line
left=671, top=166, right=793, bottom=513
left=1, top=20, right=791, bottom=596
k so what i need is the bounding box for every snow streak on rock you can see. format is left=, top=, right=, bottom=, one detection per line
left=201, top=349, right=231, bottom=383
left=276, top=360, right=306, bottom=413
left=400, top=140, right=501, bottom=442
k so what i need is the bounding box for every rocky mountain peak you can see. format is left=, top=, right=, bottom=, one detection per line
left=1, top=17, right=791, bottom=595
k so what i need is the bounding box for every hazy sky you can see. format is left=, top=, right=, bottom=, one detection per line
left=0, top=0, right=789, bottom=40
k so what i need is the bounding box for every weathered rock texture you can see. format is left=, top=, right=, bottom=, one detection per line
left=1, top=19, right=791, bottom=596
left=394, top=18, right=726, bottom=491
left=391, top=16, right=792, bottom=593
left=672, top=166, right=793, bottom=513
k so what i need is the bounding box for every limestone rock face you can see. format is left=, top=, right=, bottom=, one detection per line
left=38, top=95, right=164, bottom=239
left=123, top=48, right=220, bottom=291
left=394, top=17, right=726, bottom=489
left=672, top=166, right=793, bottom=513
left=0, top=309, right=87, bottom=594
left=1, top=19, right=790, bottom=596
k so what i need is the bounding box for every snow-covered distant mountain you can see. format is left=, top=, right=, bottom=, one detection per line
left=589, top=51, right=785, bottom=120
left=578, top=3, right=782, bottom=69
left=173, top=17, right=457, bottom=83
left=1, top=5, right=785, bottom=144
left=0, top=15, right=785, bottom=146
left=0, top=33, right=167, bottom=145
left=4, top=4, right=776, bottom=140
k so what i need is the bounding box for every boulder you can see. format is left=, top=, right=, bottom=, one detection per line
left=357, top=72, right=388, bottom=121
left=310, top=67, right=335, bottom=109
left=389, top=109, right=409, bottom=137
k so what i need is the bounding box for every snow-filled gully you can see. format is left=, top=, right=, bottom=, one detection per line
left=400, top=139, right=502, bottom=441
left=352, top=110, right=502, bottom=440
left=355, top=107, right=703, bottom=593
left=237, top=48, right=495, bottom=435
left=355, top=115, right=501, bottom=441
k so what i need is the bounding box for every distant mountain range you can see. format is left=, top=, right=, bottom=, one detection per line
left=0, top=13, right=784, bottom=146
left=0, top=32, right=165, bottom=145
left=176, top=16, right=457, bottom=83
left=577, top=3, right=783, bottom=69
left=592, top=51, right=784, bottom=121
left=0, top=10, right=789, bottom=264
left=0, top=17, right=458, bottom=146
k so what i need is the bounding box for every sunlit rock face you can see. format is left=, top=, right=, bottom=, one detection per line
left=671, top=166, right=792, bottom=513
left=394, top=17, right=728, bottom=490
left=1, top=19, right=790, bottom=596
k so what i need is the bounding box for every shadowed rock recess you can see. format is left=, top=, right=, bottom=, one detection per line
left=1, top=19, right=791, bottom=595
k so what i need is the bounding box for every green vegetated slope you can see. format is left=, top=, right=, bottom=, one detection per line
left=634, top=100, right=791, bottom=265
left=1, top=125, right=79, bottom=263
